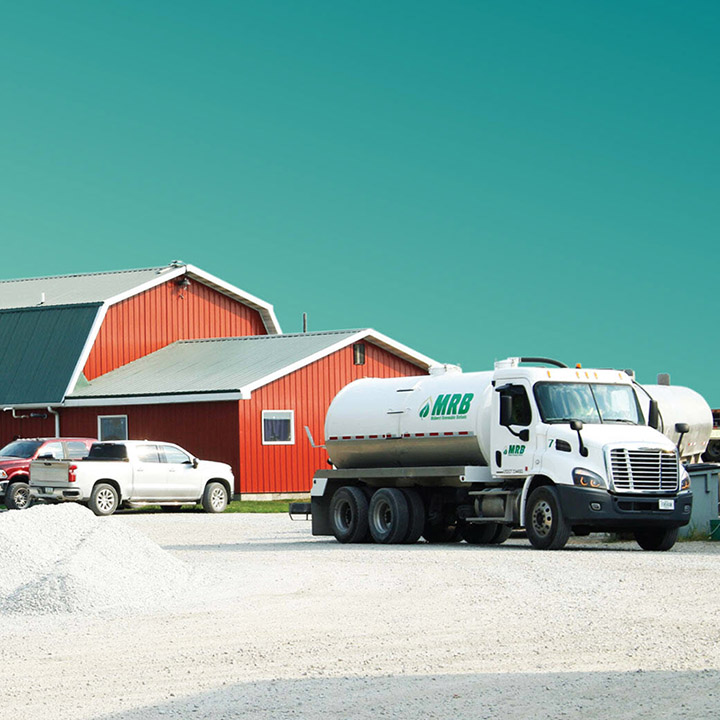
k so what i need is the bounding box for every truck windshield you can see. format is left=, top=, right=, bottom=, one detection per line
left=534, top=383, right=642, bottom=425
left=0, top=440, right=43, bottom=458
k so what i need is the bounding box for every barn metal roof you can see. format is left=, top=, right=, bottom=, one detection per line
left=0, top=267, right=177, bottom=308
left=0, top=303, right=102, bottom=406
left=0, top=263, right=281, bottom=334
left=66, top=329, right=436, bottom=404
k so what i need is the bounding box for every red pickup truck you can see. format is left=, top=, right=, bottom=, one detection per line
left=0, top=437, right=95, bottom=509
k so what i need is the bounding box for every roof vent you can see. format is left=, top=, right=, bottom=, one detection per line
left=169, top=259, right=185, bottom=268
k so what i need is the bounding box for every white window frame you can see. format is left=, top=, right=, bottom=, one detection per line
left=98, top=415, right=128, bottom=441
left=262, top=410, right=295, bottom=445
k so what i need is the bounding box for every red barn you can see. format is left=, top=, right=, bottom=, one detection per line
left=0, top=263, right=434, bottom=496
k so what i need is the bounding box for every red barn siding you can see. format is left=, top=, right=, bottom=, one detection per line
left=59, top=402, right=241, bottom=489
left=238, top=342, right=427, bottom=494
left=84, top=281, right=268, bottom=380
left=0, top=412, right=56, bottom=446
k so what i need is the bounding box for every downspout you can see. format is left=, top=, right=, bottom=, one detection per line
left=47, top=407, right=60, bottom=436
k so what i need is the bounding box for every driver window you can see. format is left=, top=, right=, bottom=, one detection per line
left=501, top=386, right=532, bottom=426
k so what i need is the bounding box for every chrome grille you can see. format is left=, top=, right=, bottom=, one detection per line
left=609, top=448, right=679, bottom=492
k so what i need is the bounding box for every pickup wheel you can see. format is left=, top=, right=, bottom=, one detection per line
left=368, top=488, right=410, bottom=544
left=634, top=526, right=679, bottom=551
left=202, top=482, right=229, bottom=513
left=5, top=481, right=32, bottom=510
left=329, top=486, right=369, bottom=543
left=525, top=486, right=571, bottom=550
left=89, top=483, right=119, bottom=516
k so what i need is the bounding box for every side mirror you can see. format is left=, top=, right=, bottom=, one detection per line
left=500, top=395, right=513, bottom=426
left=192, top=457, right=199, bottom=469
left=648, top=399, right=660, bottom=429
left=675, top=423, right=689, bottom=435
left=518, top=429, right=530, bottom=442
left=570, top=420, right=584, bottom=431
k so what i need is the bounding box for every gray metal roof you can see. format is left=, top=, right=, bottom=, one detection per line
left=0, top=267, right=177, bottom=309
left=68, top=330, right=401, bottom=399
left=0, top=304, right=102, bottom=405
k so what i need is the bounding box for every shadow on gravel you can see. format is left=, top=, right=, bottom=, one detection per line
left=94, top=669, right=719, bottom=720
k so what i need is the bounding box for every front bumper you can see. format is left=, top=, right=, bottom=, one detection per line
left=557, top=485, right=693, bottom=530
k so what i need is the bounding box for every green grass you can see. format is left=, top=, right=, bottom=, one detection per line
left=224, top=499, right=301, bottom=514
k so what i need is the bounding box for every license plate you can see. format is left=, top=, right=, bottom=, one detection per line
left=45, top=487, right=55, bottom=495
left=658, top=498, right=675, bottom=510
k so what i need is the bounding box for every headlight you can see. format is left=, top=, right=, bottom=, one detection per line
left=573, top=468, right=607, bottom=490
left=0, top=470, right=6, bottom=479
left=680, top=466, right=690, bottom=492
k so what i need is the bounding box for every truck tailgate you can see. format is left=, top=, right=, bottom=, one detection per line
left=30, top=460, right=71, bottom=487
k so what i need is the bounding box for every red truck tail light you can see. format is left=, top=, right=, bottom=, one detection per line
left=68, top=464, right=78, bottom=483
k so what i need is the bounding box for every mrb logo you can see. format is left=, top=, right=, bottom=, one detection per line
left=503, top=445, right=526, bottom=456
left=419, top=393, right=474, bottom=420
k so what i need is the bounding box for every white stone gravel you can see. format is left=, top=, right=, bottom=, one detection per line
left=1, top=510, right=719, bottom=719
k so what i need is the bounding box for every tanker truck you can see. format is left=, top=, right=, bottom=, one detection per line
left=308, top=357, right=698, bottom=551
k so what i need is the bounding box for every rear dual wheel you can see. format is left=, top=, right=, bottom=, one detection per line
left=329, top=486, right=425, bottom=544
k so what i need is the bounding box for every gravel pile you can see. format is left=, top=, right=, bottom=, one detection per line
left=0, top=504, right=187, bottom=615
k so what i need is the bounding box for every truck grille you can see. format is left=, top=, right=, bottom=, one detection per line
left=608, top=448, right=679, bottom=492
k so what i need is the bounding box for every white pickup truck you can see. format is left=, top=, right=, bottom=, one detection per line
left=30, top=440, right=234, bottom=516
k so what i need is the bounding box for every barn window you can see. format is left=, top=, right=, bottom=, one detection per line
left=262, top=410, right=294, bottom=445
left=353, top=342, right=366, bottom=365
left=98, top=415, right=128, bottom=441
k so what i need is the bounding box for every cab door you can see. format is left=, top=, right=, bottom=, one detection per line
left=490, top=381, right=537, bottom=477
left=133, top=444, right=169, bottom=499
left=160, top=444, right=200, bottom=500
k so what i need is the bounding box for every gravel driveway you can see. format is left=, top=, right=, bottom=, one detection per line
left=2, top=511, right=719, bottom=719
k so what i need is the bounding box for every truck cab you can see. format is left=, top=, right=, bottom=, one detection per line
left=490, top=359, right=691, bottom=549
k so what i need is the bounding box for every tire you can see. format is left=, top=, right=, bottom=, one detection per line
left=329, top=486, right=369, bottom=543
left=368, top=488, right=410, bottom=544
left=5, top=481, right=32, bottom=510
left=402, top=489, right=425, bottom=544
left=461, top=523, right=497, bottom=544
left=202, top=482, right=229, bottom=513
left=525, top=486, right=571, bottom=550
left=89, top=483, right=120, bottom=516
left=489, top=524, right=512, bottom=545
left=702, top=440, right=720, bottom=463
left=422, top=523, right=462, bottom=543
left=634, top=526, right=679, bottom=551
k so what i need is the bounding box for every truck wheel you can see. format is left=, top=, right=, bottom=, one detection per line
left=329, top=486, right=369, bottom=543
left=525, top=486, right=571, bottom=550
left=202, top=482, right=229, bottom=513
left=368, top=488, right=410, bottom=544
left=461, top=523, right=497, bottom=544
left=489, top=524, right=512, bottom=545
left=5, top=481, right=32, bottom=510
left=89, top=483, right=120, bottom=516
left=702, top=440, right=720, bottom=463
left=422, top=523, right=462, bottom=543
left=401, top=489, right=425, bottom=544
left=634, top=526, right=679, bottom=551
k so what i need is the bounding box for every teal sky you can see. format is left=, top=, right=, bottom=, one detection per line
left=1, top=2, right=718, bottom=402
